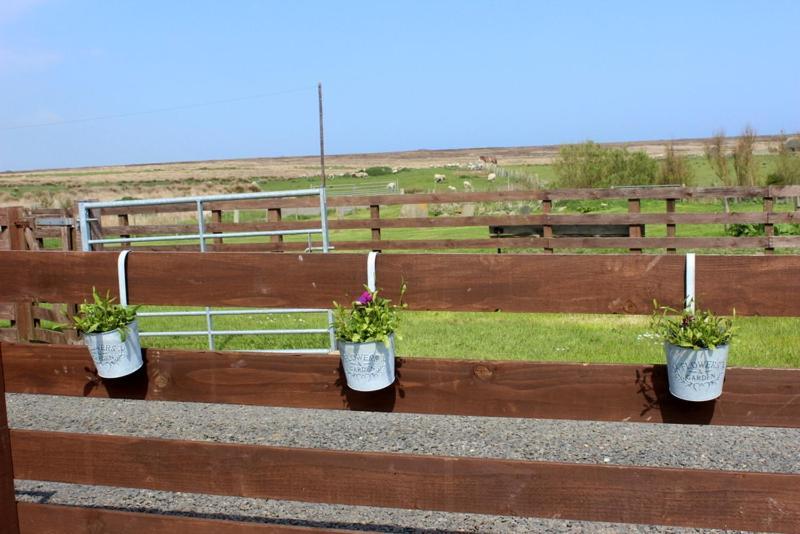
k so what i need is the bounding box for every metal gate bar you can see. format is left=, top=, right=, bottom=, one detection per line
left=77, top=188, right=334, bottom=353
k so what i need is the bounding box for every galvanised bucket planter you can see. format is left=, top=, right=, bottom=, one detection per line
left=665, top=342, right=729, bottom=402
left=83, top=320, right=143, bottom=379
left=337, top=334, right=396, bottom=391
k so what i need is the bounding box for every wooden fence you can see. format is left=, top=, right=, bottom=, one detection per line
left=80, top=185, right=800, bottom=254
left=0, top=208, right=76, bottom=345
left=1, top=250, right=799, bottom=532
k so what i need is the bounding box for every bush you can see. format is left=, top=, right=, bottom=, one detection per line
left=725, top=223, right=764, bottom=237
left=770, top=132, right=800, bottom=185
left=704, top=130, right=732, bottom=186
left=725, top=223, right=800, bottom=237
left=733, top=125, right=759, bottom=186
left=658, top=143, right=694, bottom=185
left=553, top=141, right=658, bottom=188
left=365, top=166, right=393, bottom=176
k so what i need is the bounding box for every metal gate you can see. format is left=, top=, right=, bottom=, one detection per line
left=77, top=188, right=335, bottom=353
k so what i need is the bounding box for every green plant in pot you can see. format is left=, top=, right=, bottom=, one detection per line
left=332, top=285, right=405, bottom=391
left=650, top=301, right=734, bottom=401
left=72, top=288, right=143, bottom=379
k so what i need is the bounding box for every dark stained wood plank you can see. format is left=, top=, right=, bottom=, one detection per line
left=30, top=228, right=62, bottom=238
left=11, top=429, right=800, bottom=532
left=0, top=344, right=21, bottom=534
left=0, top=303, right=14, bottom=321
left=2, top=251, right=800, bottom=315
left=30, top=306, right=68, bottom=323
left=100, top=211, right=785, bottom=237
left=628, top=199, right=642, bottom=254
left=0, top=330, right=17, bottom=343
left=4, top=343, right=800, bottom=428
left=16, top=502, right=351, bottom=534
left=8, top=208, right=33, bottom=344
left=94, top=236, right=775, bottom=253
left=30, top=328, right=69, bottom=345
left=0, top=251, right=682, bottom=313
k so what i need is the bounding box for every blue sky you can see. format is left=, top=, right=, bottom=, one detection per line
left=1, top=0, right=798, bottom=171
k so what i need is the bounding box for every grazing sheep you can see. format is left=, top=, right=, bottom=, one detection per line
left=447, top=185, right=457, bottom=191
left=354, top=171, right=369, bottom=178
left=463, top=180, right=473, bottom=191
left=487, top=173, right=496, bottom=181
left=434, top=174, right=447, bottom=183
left=391, top=167, right=400, bottom=174
left=386, top=182, right=397, bottom=191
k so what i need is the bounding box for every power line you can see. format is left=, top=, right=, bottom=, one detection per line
left=0, top=85, right=316, bottom=131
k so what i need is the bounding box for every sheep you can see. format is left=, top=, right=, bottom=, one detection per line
left=447, top=185, right=457, bottom=192
left=353, top=171, right=369, bottom=178
left=386, top=182, right=396, bottom=191
left=487, top=173, right=496, bottom=181
left=463, top=180, right=473, bottom=191
left=434, top=174, right=447, bottom=183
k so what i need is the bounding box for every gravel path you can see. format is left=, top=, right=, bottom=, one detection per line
left=8, top=393, right=799, bottom=533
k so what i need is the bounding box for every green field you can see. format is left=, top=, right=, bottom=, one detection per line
left=126, top=308, right=800, bottom=369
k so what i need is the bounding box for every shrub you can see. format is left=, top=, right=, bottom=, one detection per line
left=704, top=130, right=731, bottom=186
left=725, top=223, right=764, bottom=237
left=658, top=143, right=694, bottom=185
left=733, top=125, right=759, bottom=186
left=365, top=166, right=393, bottom=176
left=553, top=141, right=658, bottom=188
left=770, top=132, right=800, bottom=185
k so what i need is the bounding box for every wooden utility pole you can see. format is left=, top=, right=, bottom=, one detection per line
left=318, top=82, right=327, bottom=187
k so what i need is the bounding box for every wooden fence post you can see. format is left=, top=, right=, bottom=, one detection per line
left=211, top=209, right=223, bottom=246
left=542, top=199, right=553, bottom=254
left=764, top=193, right=774, bottom=255
left=665, top=199, right=676, bottom=254
left=0, top=344, right=21, bottom=534
left=627, top=198, right=642, bottom=254
left=8, top=208, right=33, bottom=343
left=118, top=213, right=130, bottom=249
left=267, top=208, right=283, bottom=249
left=370, top=204, right=381, bottom=252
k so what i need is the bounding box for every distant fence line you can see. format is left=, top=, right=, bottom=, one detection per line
left=7, top=185, right=794, bottom=255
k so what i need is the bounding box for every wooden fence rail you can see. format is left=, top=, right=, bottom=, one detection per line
left=1, top=251, right=799, bottom=316
left=1, top=249, right=800, bottom=532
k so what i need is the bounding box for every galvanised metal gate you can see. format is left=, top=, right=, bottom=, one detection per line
left=77, top=188, right=335, bottom=353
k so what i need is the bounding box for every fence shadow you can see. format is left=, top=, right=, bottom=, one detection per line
left=336, top=358, right=404, bottom=412
left=82, top=350, right=149, bottom=400
left=637, top=365, right=717, bottom=425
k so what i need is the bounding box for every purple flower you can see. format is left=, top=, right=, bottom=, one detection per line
left=357, top=291, right=373, bottom=305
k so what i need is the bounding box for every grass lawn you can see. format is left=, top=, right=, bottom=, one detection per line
left=134, top=308, right=800, bottom=368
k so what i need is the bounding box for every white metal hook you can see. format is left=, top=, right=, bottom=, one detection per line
left=685, top=253, right=695, bottom=312
left=367, top=251, right=379, bottom=292
left=117, top=249, right=131, bottom=306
